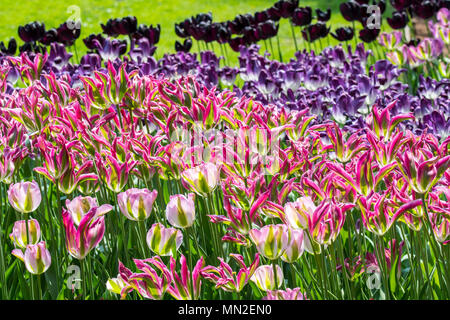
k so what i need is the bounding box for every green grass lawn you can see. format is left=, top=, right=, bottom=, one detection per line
left=0, top=0, right=385, bottom=62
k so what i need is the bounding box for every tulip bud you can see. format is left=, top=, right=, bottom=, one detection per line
left=117, top=188, right=158, bottom=221
left=281, top=229, right=305, bottom=263
left=250, top=264, right=283, bottom=291
left=62, top=204, right=113, bottom=259
left=146, top=223, right=183, bottom=256
left=66, top=196, right=99, bottom=226
left=8, top=181, right=42, bottom=214
left=249, top=224, right=291, bottom=260
left=9, top=219, right=41, bottom=249
left=166, top=193, right=196, bottom=228
left=106, top=275, right=130, bottom=297
left=12, top=241, right=51, bottom=275
left=284, top=197, right=316, bottom=230
left=181, top=162, right=220, bottom=197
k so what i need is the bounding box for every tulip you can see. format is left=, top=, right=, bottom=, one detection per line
left=358, top=191, right=423, bottom=236
left=56, top=22, right=81, bottom=46
left=263, top=287, right=307, bottom=300
left=397, top=152, right=450, bottom=195
left=285, top=197, right=316, bottom=230
left=281, top=229, right=305, bottom=263
left=413, top=1, right=437, bottom=20
left=302, top=22, right=330, bottom=42
left=146, top=223, right=183, bottom=256
left=411, top=38, right=444, bottom=62
left=378, top=31, right=403, bottom=50
left=95, top=154, right=137, bottom=193
left=181, top=162, right=220, bottom=197
left=117, top=188, right=158, bottom=221
left=359, top=28, right=380, bottom=43
left=108, top=259, right=172, bottom=300
left=0, top=38, right=17, bottom=55
left=142, top=255, right=204, bottom=300
left=9, top=219, right=41, bottom=249
left=175, top=39, right=193, bottom=53
left=340, top=1, right=361, bottom=22
left=12, top=241, right=51, bottom=275
left=309, top=199, right=354, bottom=245
left=250, top=264, right=284, bottom=291
left=331, top=27, right=354, bottom=42
left=291, top=7, right=312, bottom=26
left=201, top=253, right=260, bottom=293
left=131, top=258, right=172, bottom=300
left=387, top=11, right=409, bottom=29
left=390, top=0, right=412, bottom=11
left=166, top=193, right=196, bottom=228
left=316, top=8, right=331, bottom=22
left=249, top=224, right=291, bottom=260
left=65, top=196, right=98, bottom=226
left=18, top=21, right=46, bottom=43
left=8, top=181, right=41, bottom=214
left=62, top=203, right=113, bottom=259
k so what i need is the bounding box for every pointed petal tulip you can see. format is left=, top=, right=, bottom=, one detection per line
left=181, top=162, right=220, bottom=197
left=250, top=264, right=283, bottom=291
left=9, top=219, right=41, bottom=249
left=281, top=229, right=305, bottom=263
left=201, top=253, right=259, bottom=293
left=8, top=181, right=41, bottom=214
left=62, top=204, right=112, bottom=259
left=117, top=188, right=158, bottom=221
left=106, top=275, right=130, bottom=297
left=65, top=196, right=99, bottom=226
left=162, top=254, right=204, bottom=300
left=146, top=223, right=183, bottom=256
left=166, top=193, right=196, bottom=228
left=13, top=241, right=51, bottom=275
left=249, top=224, right=291, bottom=260
left=285, top=197, right=316, bottom=230
left=309, top=200, right=353, bottom=245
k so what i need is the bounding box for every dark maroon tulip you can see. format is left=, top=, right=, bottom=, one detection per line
left=302, top=22, right=330, bottom=42
left=316, top=8, right=331, bottom=22
left=259, top=20, right=279, bottom=40
left=134, top=24, right=161, bottom=46
left=374, top=0, right=387, bottom=13
left=273, top=0, right=299, bottom=19
left=413, top=1, right=436, bottom=19
left=101, top=16, right=137, bottom=37
left=19, top=42, right=45, bottom=54
left=292, top=7, right=312, bottom=26
left=340, top=1, right=361, bottom=22
left=267, top=6, right=282, bottom=21
left=0, top=38, right=17, bottom=55
left=355, top=0, right=370, bottom=3
left=175, top=38, right=192, bottom=52
left=228, top=37, right=246, bottom=52
left=216, top=24, right=231, bottom=43
left=18, top=22, right=46, bottom=43
left=83, top=34, right=106, bottom=50
left=39, top=29, right=58, bottom=46
left=254, top=11, right=270, bottom=23
left=390, top=0, right=412, bottom=11
left=175, top=23, right=188, bottom=38
left=387, top=10, right=409, bottom=29
left=331, top=27, right=354, bottom=41
left=56, top=22, right=81, bottom=46
left=359, top=27, right=380, bottom=42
